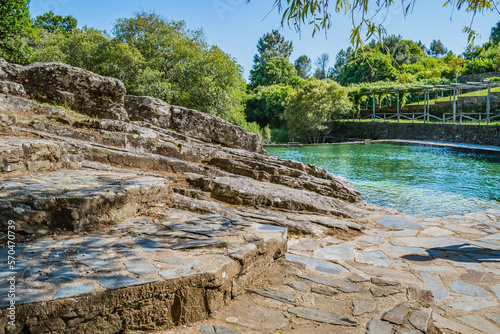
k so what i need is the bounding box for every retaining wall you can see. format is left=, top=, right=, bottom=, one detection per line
left=332, top=122, right=500, bottom=147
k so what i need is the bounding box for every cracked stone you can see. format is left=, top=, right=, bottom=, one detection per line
left=409, top=308, right=432, bottom=332
left=247, top=287, right=296, bottom=305
left=288, top=307, right=358, bottom=326
left=381, top=303, right=410, bottom=325
left=353, top=300, right=377, bottom=316
left=420, top=226, right=454, bottom=237
left=298, top=274, right=359, bottom=293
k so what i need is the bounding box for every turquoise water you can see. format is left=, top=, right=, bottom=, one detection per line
left=266, top=143, right=500, bottom=218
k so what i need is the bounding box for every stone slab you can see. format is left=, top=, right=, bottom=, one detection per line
left=297, top=274, right=359, bottom=293
left=159, top=260, right=202, bottom=280
left=366, top=319, right=393, bottom=334
left=377, top=216, right=421, bottom=229
left=52, top=283, right=95, bottom=300
left=485, top=313, right=500, bottom=326
left=420, top=272, right=450, bottom=302
left=457, top=315, right=500, bottom=334
left=287, top=280, right=311, bottom=292
left=381, top=303, right=410, bottom=325
left=450, top=280, right=490, bottom=297
left=125, top=258, right=158, bottom=275
left=355, top=251, right=392, bottom=267
left=313, top=245, right=354, bottom=262
left=134, top=237, right=165, bottom=252
left=409, top=308, right=432, bottom=332
left=94, top=275, right=156, bottom=290
left=170, top=238, right=223, bottom=250
left=353, top=300, right=377, bottom=316
left=218, top=302, right=288, bottom=331
left=247, top=288, right=296, bottom=305
left=445, top=296, right=499, bottom=311
left=288, top=307, right=358, bottom=326
left=286, top=253, right=347, bottom=275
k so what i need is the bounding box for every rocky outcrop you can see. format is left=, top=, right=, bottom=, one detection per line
left=186, top=174, right=366, bottom=218
left=125, top=95, right=266, bottom=153
left=0, top=138, right=82, bottom=174
left=1, top=60, right=129, bottom=121
left=0, top=59, right=388, bottom=334
left=0, top=169, right=173, bottom=232
left=125, top=95, right=172, bottom=129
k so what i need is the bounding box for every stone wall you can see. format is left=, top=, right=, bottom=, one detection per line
left=458, top=72, right=500, bottom=83
left=331, top=122, right=500, bottom=146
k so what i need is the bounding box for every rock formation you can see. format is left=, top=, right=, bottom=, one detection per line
left=0, top=59, right=395, bottom=333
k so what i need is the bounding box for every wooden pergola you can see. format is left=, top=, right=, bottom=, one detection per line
left=351, top=80, right=500, bottom=124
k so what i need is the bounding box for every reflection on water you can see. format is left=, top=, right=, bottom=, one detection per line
left=266, top=143, right=500, bottom=218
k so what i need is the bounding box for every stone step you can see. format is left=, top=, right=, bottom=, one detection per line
left=0, top=137, right=83, bottom=175
left=0, top=169, right=173, bottom=233
left=0, top=213, right=287, bottom=333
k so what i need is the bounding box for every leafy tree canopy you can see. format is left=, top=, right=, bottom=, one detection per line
left=294, top=55, right=312, bottom=79
left=249, top=56, right=300, bottom=88
left=491, top=20, right=500, bottom=44
left=0, top=0, right=35, bottom=63
left=33, top=11, right=77, bottom=33
left=285, top=80, right=349, bottom=143
left=253, top=29, right=293, bottom=66
left=337, top=50, right=398, bottom=85
left=428, top=39, right=448, bottom=58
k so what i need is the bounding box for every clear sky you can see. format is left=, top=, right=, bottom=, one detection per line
left=29, top=0, right=500, bottom=80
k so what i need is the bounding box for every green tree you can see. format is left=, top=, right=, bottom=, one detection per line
left=31, top=12, right=252, bottom=133
left=294, top=55, right=312, bottom=79
left=0, top=0, right=34, bottom=63
left=332, top=47, right=353, bottom=80
left=491, top=21, right=500, bottom=44
left=249, top=56, right=300, bottom=88
left=429, top=40, right=448, bottom=58
left=245, top=84, right=294, bottom=127
left=33, top=11, right=77, bottom=33
left=338, top=51, right=398, bottom=85
left=285, top=80, right=349, bottom=143
left=379, top=35, right=424, bottom=66
left=253, top=29, right=293, bottom=67
left=314, top=53, right=330, bottom=79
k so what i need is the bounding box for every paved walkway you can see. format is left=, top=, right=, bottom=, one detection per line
left=162, top=210, right=500, bottom=334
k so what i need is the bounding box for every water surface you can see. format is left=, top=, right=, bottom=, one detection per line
left=266, top=142, right=500, bottom=218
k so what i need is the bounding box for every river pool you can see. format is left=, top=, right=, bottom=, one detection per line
left=266, top=142, right=500, bottom=218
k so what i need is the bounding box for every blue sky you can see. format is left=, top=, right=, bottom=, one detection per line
left=29, top=0, right=500, bottom=80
